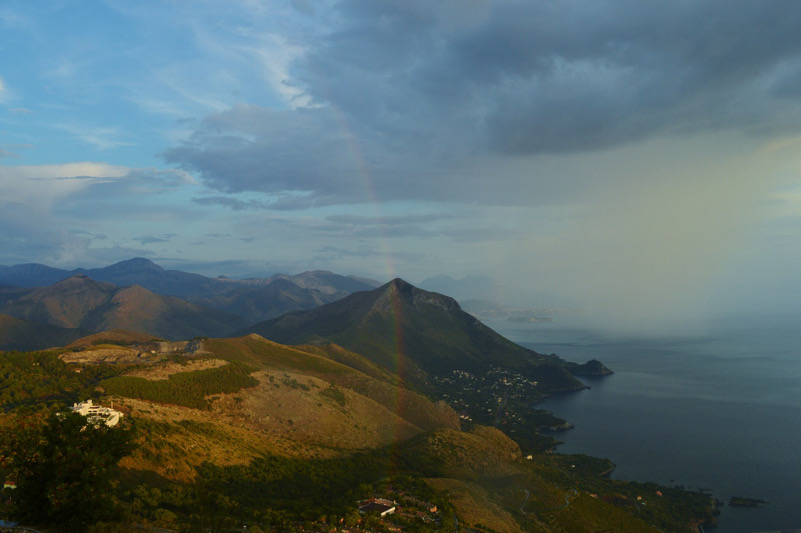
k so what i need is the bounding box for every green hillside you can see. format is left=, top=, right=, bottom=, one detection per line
left=244, top=279, right=586, bottom=393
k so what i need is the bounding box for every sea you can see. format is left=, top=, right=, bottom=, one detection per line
left=485, top=315, right=801, bottom=533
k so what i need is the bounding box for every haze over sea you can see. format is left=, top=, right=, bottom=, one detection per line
left=487, top=315, right=801, bottom=533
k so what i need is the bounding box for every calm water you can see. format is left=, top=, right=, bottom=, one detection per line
left=486, top=316, right=801, bottom=533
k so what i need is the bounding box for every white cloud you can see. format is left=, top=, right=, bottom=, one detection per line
left=0, top=162, right=128, bottom=211
left=254, top=34, right=311, bottom=108
left=0, top=163, right=195, bottom=214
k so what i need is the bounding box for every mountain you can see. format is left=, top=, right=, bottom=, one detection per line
left=268, top=270, right=379, bottom=295
left=80, top=257, right=221, bottom=298
left=0, top=258, right=380, bottom=323
left=216, top=278, right=330, bottom=323
left=0, top=314, right=87, bottom=351
left=0, top=263, right=73, bottom=287
left=0, top=275, right=246, bottom=340
left=0, top=275, right=119, bottom=328
left=242, top=278, right=586, bottom=393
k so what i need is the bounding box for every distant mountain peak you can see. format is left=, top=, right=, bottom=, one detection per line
left=379, top=278, right=461, bottom=313
left=116, top=283, right=153, bottom=296
left=107, top=257, right=164, bottom=272
left=386, top=277, right=413, bottom=291
left=53, top=274, right=111, bottom=288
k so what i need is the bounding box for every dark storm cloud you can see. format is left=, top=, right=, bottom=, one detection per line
left=164, top=0, right=801, bottom=206
left=165, top=105, right=382, bottom=206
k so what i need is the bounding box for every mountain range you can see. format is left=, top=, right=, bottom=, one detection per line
left=0, top=274, right=246, bottom=342
left=0, top=258, right=381, bottom=348
left=0, top=259, right=604, bottom=398
left=0, top=257, right=379, bottom=323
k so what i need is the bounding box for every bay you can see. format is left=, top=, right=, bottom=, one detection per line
left=485, top=316, right=801, bottom=533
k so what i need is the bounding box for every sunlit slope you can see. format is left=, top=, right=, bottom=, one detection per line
left=65, top=329, right=165, bottom=347
left=96, top=334, right=459, bottom=480
left=202, top=334, right=461, bottom=432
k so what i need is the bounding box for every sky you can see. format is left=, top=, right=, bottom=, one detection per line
left=2, top=0, right=801, bottom=329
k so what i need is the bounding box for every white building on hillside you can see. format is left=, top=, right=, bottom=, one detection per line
left=71, top=399, right=123, bottom=427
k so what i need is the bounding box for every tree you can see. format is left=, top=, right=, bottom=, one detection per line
left=0, top=410, right=135, bottom=532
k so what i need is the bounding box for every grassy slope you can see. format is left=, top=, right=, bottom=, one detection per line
left=101, top=335, right=461, bottom=483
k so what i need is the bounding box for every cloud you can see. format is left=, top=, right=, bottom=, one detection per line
left=290, top=0, right=315, bottom=16
left=0, top=163, right=195, bottom=216
left=193, top=195, right=272, bottom=211
left=311, top=244, right=425, bottom=267
left=54, top=124, right=134, bottom=150
left=326, top=213, right=453, bottom=226
left=0, top=162, right=129, bottom=212
left=0, top=214, right=153, bottom=270
left=135, top=234, right=176, bottom=245
left=0, top=144, right=32, bottom=159
left=0, top=162, right=200, bottom=269
left=163, top=1, right=801, bottom=211
left=165, top=105, right=391, bottom=207
left=252, top=34, right=311, bottom=108
left=300, top=0, right=801, bottom=151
